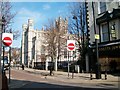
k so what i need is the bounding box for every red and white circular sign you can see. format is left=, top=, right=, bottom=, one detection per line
left=3, top=37, right=12, bottom=46
left=68, top=43, right=75, bottom=51
left=67, top=40, right=75, bottom=51
left=2, top=33, right=13, bottom=47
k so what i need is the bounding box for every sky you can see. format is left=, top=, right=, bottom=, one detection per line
left=11, top=2, right=71, bottom=48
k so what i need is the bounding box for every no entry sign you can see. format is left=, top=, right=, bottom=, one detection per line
left=2, top=33, right=13, bottom=47
left=67, top=40, right=75, bottom=51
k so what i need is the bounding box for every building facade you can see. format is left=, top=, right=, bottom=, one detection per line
left=87, top=1, right=120, bottom=72
left=22, top=19, right=35, bottom=67
left=21, top=19, right=47, bottom=67
left=21, top=17, right=79, bottom=70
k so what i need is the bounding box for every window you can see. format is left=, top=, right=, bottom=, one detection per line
left=38, top=33, right=41, bottom=38
left=101, top=23, right=109, bottom=42
left=41, top=46, right=45, bottom=54
left=98, top=2, right=106, bottom=14
left=62, top=26, right=65, bottom=34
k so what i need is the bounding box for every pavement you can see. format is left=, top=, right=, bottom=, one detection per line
left=7, top=67, right=120, bottom=89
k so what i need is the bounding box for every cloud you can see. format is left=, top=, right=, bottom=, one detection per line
left=43, top=4, right=51, bottom=10
left=18, top=8, right=45, bottom=23
left=11, top=8, right=46, bottom=47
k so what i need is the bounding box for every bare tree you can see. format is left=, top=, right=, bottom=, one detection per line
left=44, top=18, right=67, bottom=63
left=44, top=19, right=57, bottom=62
left=0, top=0, right=19, bottom=39
left=11, top=48, right=20, bottom=64
left=68, top=2, right=87, bottom=71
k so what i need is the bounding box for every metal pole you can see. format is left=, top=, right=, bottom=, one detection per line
left=0, top=16, right=2, bottom=90
left=1, top=16, right=6, bottom=90
left=67, top=33, right=70, bottom=78
left=2, top=48, right=5, bottom=73
left=68, top=51, right=69, bottom=78
left=9, top=47, right=11, bottom=83
left=72, top=51, right=74, bottom=79
left=92, top=2, right=101, bottom=79
left=2, top=16, right=5, bottom=74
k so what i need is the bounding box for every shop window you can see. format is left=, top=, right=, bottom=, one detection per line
left=101, top=23, right=109, bottom=42
left=119, top=1, right=120, bottom=6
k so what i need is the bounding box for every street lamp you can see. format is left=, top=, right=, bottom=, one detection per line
left=92, top=2, right=101, bottom=79
left=73, top=16, right=83, bottom=73
left=2, top=16, right=6, bottom=74
left=0, top=16, right=2, bottom=90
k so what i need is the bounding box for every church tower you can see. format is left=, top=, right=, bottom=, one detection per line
left=21, top=19, right=35, bottom=67
left=55, top=17, right=68, bottom=34
left=22, top=24, right=27, bottom=64
left=27, top=19, right=34, bottom=67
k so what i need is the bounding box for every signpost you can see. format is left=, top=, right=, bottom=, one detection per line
left=2, top=33, right=13, bottom=84
left=95, top=34, right=101, bottom=79
left=67, top=40, right=75, bottom=78
left=2, top=33, right=13, bottom=47
left=2, top=33, right=13, bottom=73
left=67, top=40, right=75, bottom=51
left=3, top=37, right=12, bottom=46
left=95, top=34, right=99, bottom=40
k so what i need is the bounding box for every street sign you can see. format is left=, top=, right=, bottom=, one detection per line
left=2, top=33, right=13, bottom=47
left=67, top=40, right=75, bottom=51
left=95, top=34, right=100, bottom=40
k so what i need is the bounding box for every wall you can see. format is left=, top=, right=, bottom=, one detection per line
left=88, top=2, right=119, bottom=44
left=88, top=2, right=98, bottom=44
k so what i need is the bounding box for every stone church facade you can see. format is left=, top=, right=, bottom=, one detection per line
left=21, top=17, right=78, bottom=70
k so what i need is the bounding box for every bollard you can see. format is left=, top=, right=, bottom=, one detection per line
left=90, top=69, right=92, bottom=80
left=50, top=66, right=53, bottom=76
left=72, top=70, right=74, bottom=79
left=105, top=70, right=107, bottom=80
left=22, top=64, right=24, bottom=70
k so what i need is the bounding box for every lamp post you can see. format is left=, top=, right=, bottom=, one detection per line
left=0, top=16, right=2, bottom=90
left=8, top=29, right=12, bottom=83
left=92, top=2, right=101, bottom=79
left=2, top=16, right=6, bottom=74
left=73, top=16, right=83, bottom=73
left=67, top=34, right=70, bottom=78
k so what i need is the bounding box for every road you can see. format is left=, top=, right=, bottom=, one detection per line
left=8, top=69, right=118, bottom=90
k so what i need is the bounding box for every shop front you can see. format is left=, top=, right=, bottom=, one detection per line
left=93, top=8, right=120, bottom=73
left=98, top=41, right=120, bottom=73
left=91, top=40, right=120, bottom=73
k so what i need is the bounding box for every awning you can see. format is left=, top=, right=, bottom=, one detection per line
left=96, top=9, right=120, bottom=24
left=90, top=39, right=120, bottom=48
